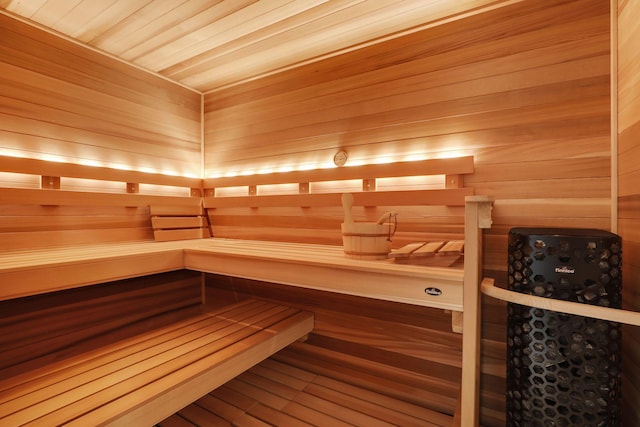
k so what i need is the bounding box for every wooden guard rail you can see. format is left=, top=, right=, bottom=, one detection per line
left=482, top=279, right=640, bottom=327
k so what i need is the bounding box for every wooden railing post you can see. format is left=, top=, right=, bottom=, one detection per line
left=460, top=195, right=493, bottom=427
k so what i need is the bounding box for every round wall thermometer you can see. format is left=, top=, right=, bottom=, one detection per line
left=333, top=150, right=348, bottom=167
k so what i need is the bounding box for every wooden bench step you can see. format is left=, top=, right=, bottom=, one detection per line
left=161, top=358, right=452, bottom=427
left=0, top=299, right=313, bottom=426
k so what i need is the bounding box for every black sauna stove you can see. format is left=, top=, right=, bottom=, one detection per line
left=506, top=228, right=622, bottom=427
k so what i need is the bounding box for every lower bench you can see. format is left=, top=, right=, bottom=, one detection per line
left=0, top=299, right=314, bottom=427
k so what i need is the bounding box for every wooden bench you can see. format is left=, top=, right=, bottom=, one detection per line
left=0, top=154, right=490, bottom=426
left=0, top=299, right=313, bottom=426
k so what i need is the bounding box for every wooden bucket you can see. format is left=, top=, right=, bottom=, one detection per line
left=341, top=220, right=396, bottom=259
left=341, top=193, right=397, bottom=260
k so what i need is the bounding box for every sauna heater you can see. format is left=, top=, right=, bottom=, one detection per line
left=506, top=228, right=622, bottom=426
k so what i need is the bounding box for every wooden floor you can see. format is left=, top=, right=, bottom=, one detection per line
left=157, top=357, right=453, bottom=427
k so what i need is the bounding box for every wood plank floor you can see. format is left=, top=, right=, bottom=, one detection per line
left=157, top=358, right=452, bottom=427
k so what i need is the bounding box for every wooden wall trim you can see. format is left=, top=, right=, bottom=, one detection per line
left=617, top=0, right=640, bottom=423
left=204, top=156, right=474, bottom=188
left=0, top=156, right=202, bottom=189
left=0, top=187, right=200, bottom=208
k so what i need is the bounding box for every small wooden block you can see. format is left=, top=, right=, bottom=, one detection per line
left=445, top=174, right=462, bottom=189
left=41, top=175, right=61, bottom=189
left=127, top=182, right=139, bottom=193
left=362, top=178, right=376, bottom=192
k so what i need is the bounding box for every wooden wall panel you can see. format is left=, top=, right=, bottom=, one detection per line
left=204, top=276, right=499, bottom=424
left=0, top=270, right=202, bottom=380
left=0, top=14, right=202, bottom=177
left=617, top=0, right=640, bottom=424
left=203, top=1, right=611, bottom=425
left=0, top=204, right=153, bottom=250
left=203, top=0, right=611, bottom=265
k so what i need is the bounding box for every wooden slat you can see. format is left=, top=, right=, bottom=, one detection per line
left=151, top=216, right=204, bottom=229
left=414, top=241, right=447, bottom=257
left=438, top=240, right=464, bottom=254
left=203, top=156, right=474, bottom=189
left=0, top=299, right=314, bottom=427
left=205, top=188, right=473, bottom=209
left=0, top=187, right=201, bottom=208
left=0, top=156, right=202, bottom=189
left=153, top=228, right=204, bottom=242
left=389, top=242, right=428, bottom=258
left=0, top=228, right=154, bottom=252
left=150, top=205, right=203, bottom=216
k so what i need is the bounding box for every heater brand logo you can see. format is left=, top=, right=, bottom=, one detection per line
left=555, top=266, right=575, bottom=274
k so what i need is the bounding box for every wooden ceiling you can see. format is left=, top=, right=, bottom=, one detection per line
left=0, top=0, right=517, bottom=93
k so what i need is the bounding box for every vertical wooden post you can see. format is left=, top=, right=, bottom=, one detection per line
left=201, top=272, right=207, bottom=305
left=609, top=0, right=618, bottom=233
left=460, top=195, right=493, bottom=427
left=299, top=182, right=309, bottom=194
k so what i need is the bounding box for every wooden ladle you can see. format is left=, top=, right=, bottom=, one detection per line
left=342, top=193, right=354, bottom=224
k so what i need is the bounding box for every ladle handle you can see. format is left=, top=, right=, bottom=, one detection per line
left=342, top=193, right=354, bottom=224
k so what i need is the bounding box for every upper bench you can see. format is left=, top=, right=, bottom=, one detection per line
left=0, top=155, right=489, bottom=313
